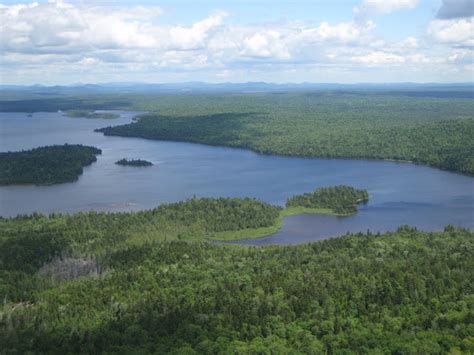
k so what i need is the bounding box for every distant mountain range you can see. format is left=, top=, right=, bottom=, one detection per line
left=1, top=82, right=473, bottom=95
left=0, top=82, right=474, bottom=100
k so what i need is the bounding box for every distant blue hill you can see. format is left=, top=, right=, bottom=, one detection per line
left=0, top=82, right=473, bottom=100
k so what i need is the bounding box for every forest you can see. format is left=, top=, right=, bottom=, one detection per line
left=0, top=196, right=472, bottom=353
left=0, top=197, right=281, bottom=300
left=115, top=158, right=153, bottom=167
left=1, top=89, right=473, bottom=352
left=0, top=144, right=102, bottom=185
left=64, top=109, right=119, bottom=119
left=92, top=92, right=473, bottom=175
left=1, top=90, right=472, bottom=174
left=286, top=185, right=369, bottom=215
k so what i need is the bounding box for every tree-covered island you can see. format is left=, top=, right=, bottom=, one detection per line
left=115, top=158, right=153, bottom=167
left=0, top=144, right=102, bottom=185
left=286, top=185, right=369, bottom=215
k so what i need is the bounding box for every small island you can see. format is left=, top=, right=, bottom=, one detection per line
left=115, top=158, right=153, bottom=167
left=0, top=144, right=102, bottom=185
left=64, top=109, right=119, bottom=119
left=286, top=185, right=369, bottom=215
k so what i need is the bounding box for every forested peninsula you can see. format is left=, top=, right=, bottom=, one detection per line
left=1, top=90, right=471, bottom=174
left=95, top=93, right=474, bottom=174
left=0, top=194, right=472, bottom=353
left=0, top=144, right=101, bottom=185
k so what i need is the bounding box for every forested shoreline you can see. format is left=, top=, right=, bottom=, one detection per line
left=65, top=109, right=119, bottom=119
left=0, top=144, right=102, bottom=185
left=91, top=93, right=473, bottom=175
left=1, top=91, right=472, bottom=174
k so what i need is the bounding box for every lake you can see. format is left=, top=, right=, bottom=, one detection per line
left=1, top=111, right=473, bottom=244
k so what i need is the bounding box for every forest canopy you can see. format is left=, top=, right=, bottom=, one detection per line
left=0, top=187, right=472, bottom=353
left=286, top=185, right=369, bottom=215
left=0, top=144, right=101, bottom=185
left=115, top=158, right=153, bottom=167
left=95, top=93, right=474, bottom=174
left=0, top=200, right=472, bottom=353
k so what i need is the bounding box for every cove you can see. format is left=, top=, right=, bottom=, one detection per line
left=0, top=111, right=473, bottom=244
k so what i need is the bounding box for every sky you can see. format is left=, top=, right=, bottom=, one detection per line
left=0, top=0, right=473, bottom=84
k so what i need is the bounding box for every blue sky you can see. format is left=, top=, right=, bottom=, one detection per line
left=0, top=0, right=473, bottom=84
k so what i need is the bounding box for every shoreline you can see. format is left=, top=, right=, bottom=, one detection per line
left=210, top=206, right=354, bottom=242
left=99, top=114, right=473, bottom=177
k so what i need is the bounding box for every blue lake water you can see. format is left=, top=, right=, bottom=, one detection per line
left=0, top=111, right=473, bottom=244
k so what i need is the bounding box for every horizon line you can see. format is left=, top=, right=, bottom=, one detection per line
left=2, top=81, right=474, bottom=88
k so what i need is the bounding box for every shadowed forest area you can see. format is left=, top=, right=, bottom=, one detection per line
left=0, top=201, right=472, bottom=353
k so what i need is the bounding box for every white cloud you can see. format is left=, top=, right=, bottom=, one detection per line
left=0, top=2, right=163, bottom=52
left=406, top=54, right=439, bottom=64
left=354, top=0, right=419, bottom=19
left=351, top=51, right=406, bottom=65
left=168, top=11, right=228, bottom=50
left=396, top=36, right=419, bottom=49
left=79, top=57, right=101, bottom=66
left=428, top=18, right=474, bottom=46
left=0, top=0, right=471, bottom=84
left=299, top=20, right=375, bottom=43
left=0, top=1, right=227, bottom=53
left=240, top=31, right=291, bottom=59
left=0, top=1, right=377, bottom=61
left=448, top=49, right=474, bottom=64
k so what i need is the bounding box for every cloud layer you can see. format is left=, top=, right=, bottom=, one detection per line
left=437, top=0, right=474, bottom=19
left=354, top=0, right=419, bottom=20
left=0, top=0, right=473, bottom=84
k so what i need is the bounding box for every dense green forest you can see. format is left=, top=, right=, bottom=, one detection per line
left=1, top=88, right=473, bottom=352
left=287, top=185, right=369, bottom=215
left=0, top=144, right=101, bottom=185
left=0, top=198, right=280, bottom=300
left=0, top=199, right=472, bottom=353
left=1, top=90, right=472, bottom=173
left=93, top=93, right=474, bottom=175
left=65, top=109, right=119, bottom=119
left=0, top=197, right=281, bottom=261
left=115, top=158, right=153, bottom=167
